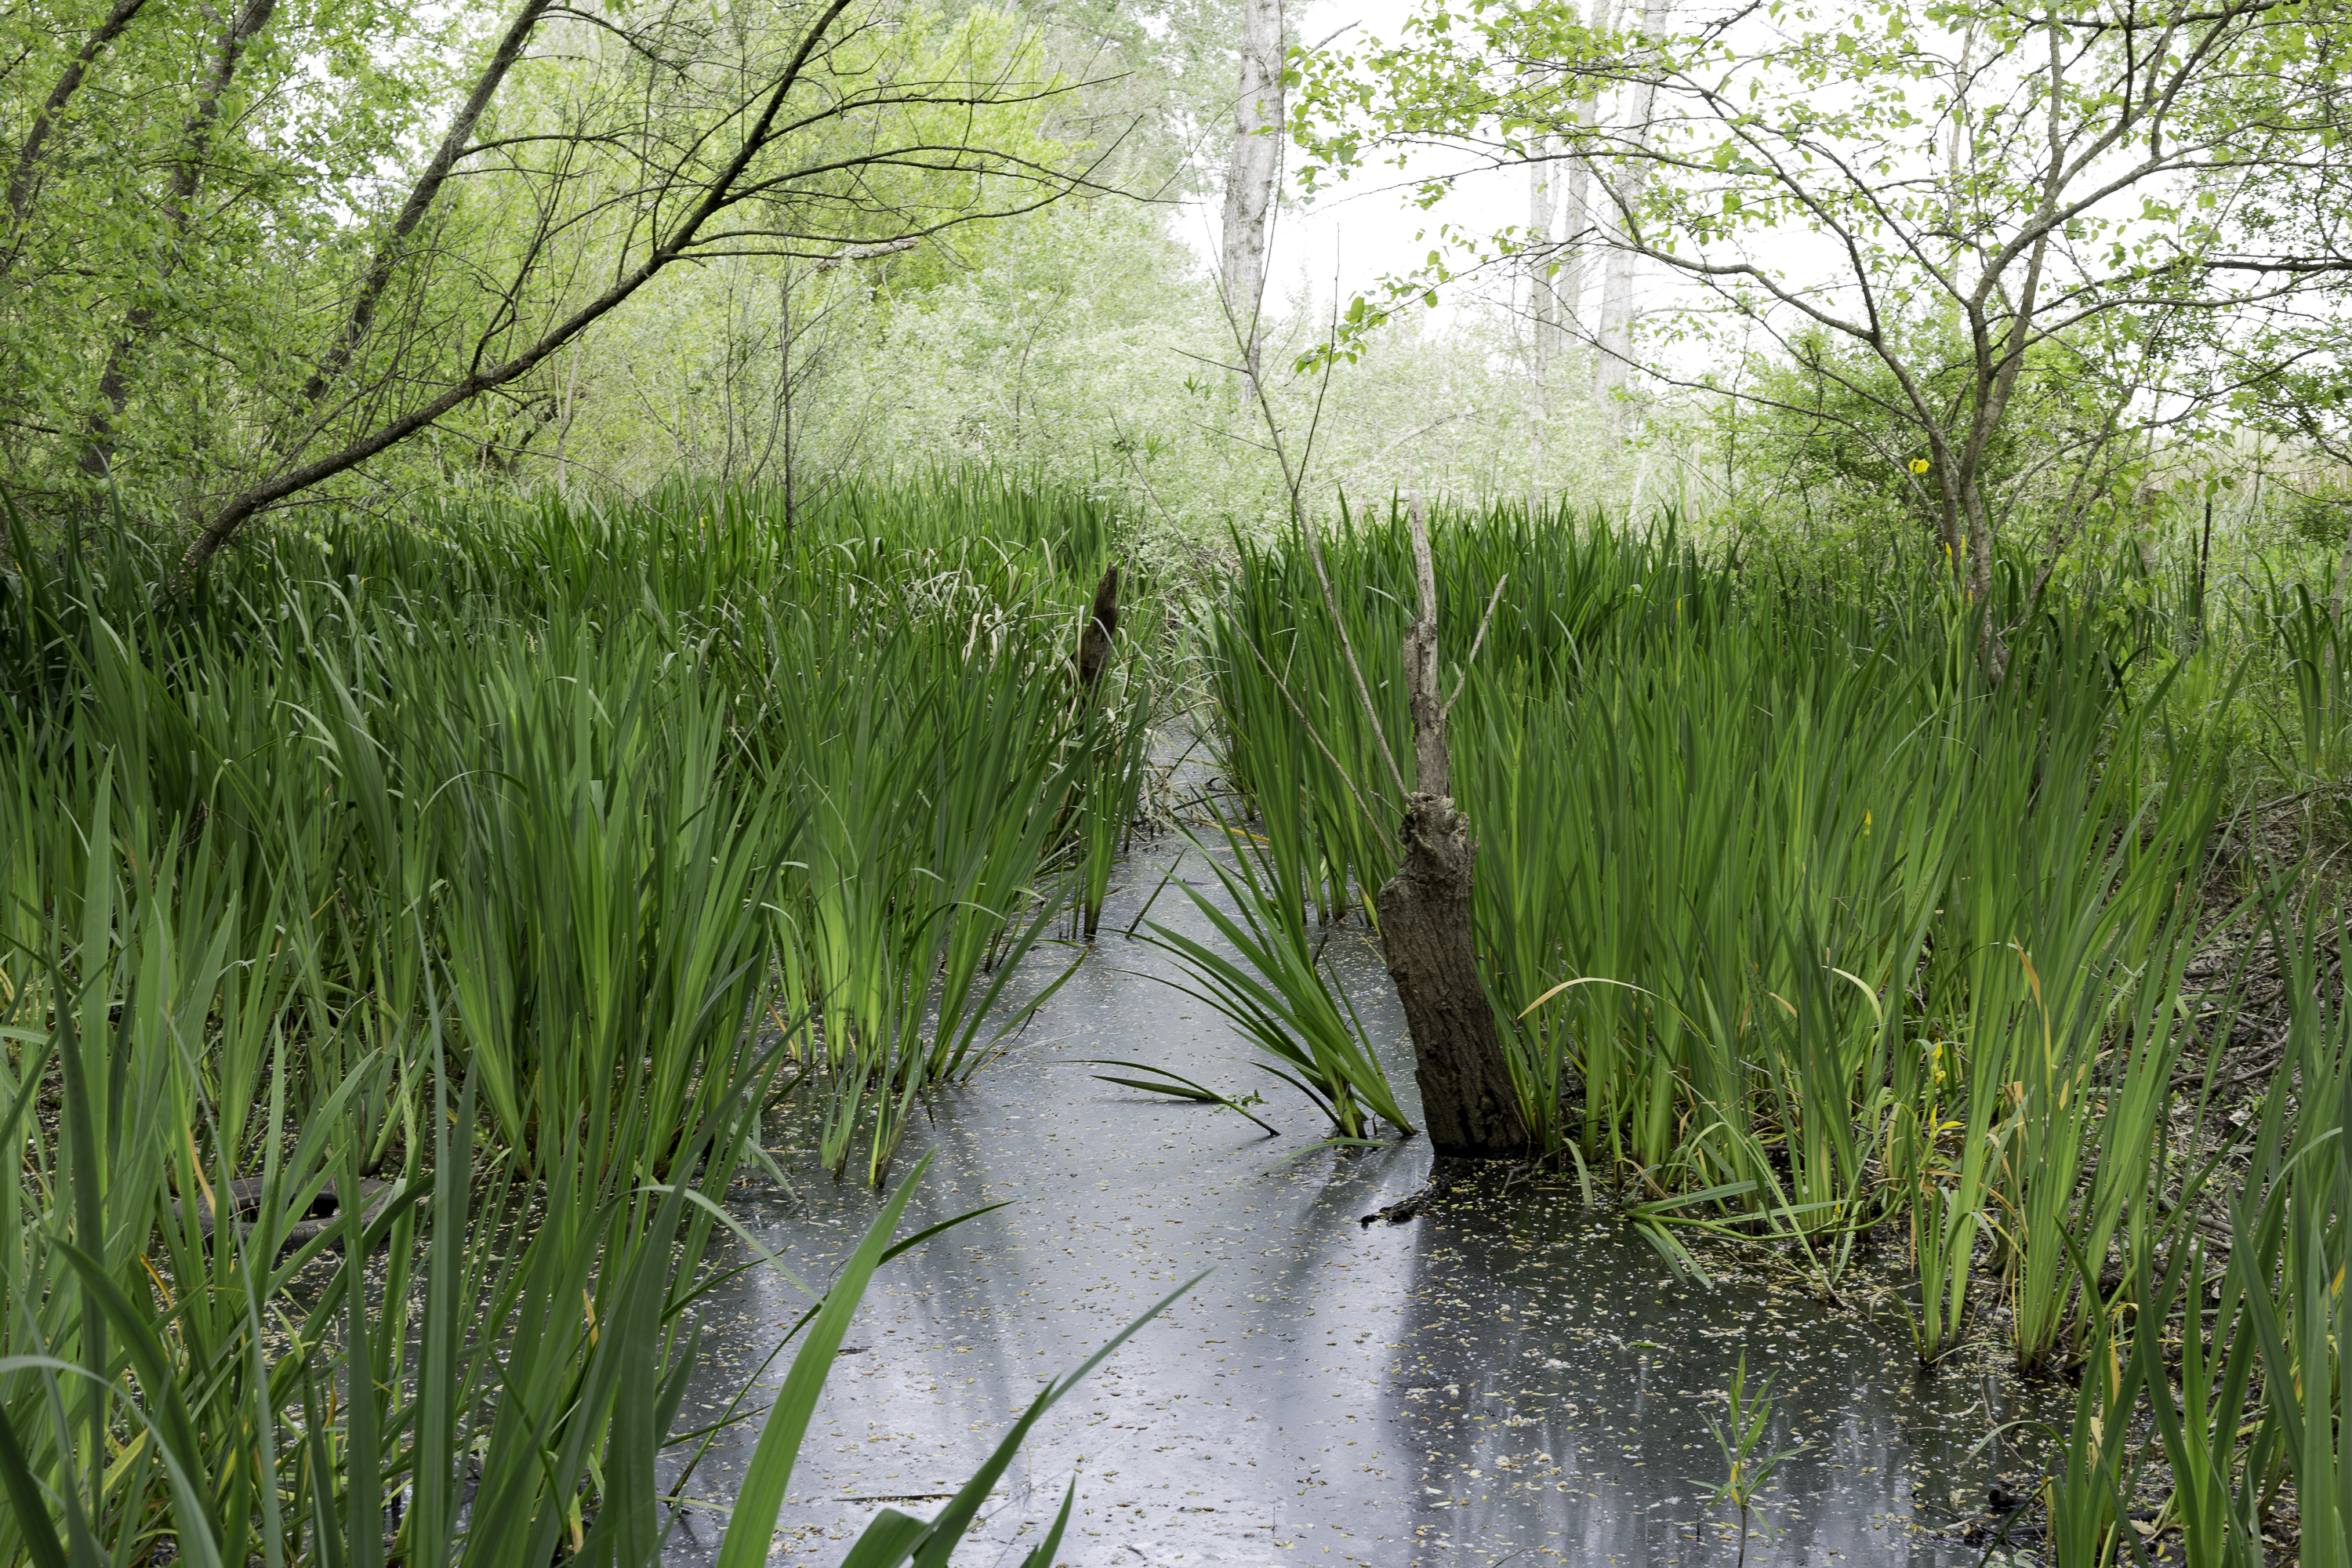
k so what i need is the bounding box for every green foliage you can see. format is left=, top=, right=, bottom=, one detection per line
left=1283, top=0, right=2352, bottom=620
left=2280, top=481, right=2352, bottom=549
left=0, top=0, right=1139, bottom=551
left=0, top=477, right=1161, bottom=1566
left=1700, top=1353, right=1804, bottom=1568
left=1209, top=495, right=2347, bottom=1547
left=1214, top=499, right=2224, bottom=1358
left=1725, top=316, right=2122, bottom=548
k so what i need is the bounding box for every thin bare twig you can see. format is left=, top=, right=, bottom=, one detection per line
left=1229, top=268, right=1408, bottom=802
left=1399, top=492, right=1450, bottom=793
left=1442, top=574, right=1508, bottom=722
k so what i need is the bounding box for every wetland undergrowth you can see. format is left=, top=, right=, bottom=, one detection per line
left=0, top=481, right=1160, bottom=1566
left=1209, top=500, right=2346, bottom=1563
left=4, top=480, right=2347, bottom=1565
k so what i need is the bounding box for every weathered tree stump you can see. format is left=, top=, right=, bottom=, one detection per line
left=1377, top=792, right=1530, bottom=1159
left=1363, top=500, right=1529, bottom=1212
left=1075, top=564, right=1119, bottom=697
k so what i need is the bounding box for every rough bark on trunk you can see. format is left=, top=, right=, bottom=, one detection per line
left=1377, top=795, right=1529, bottom=1158
left=1076, top=564, right=1119, bottom=697
left=1372, top=503, right=1530, bottom=1163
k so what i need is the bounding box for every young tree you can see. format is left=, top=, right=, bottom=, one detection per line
left=0, top=1, right=1133, bottom=580
left=1290, top=0, right=2352, bottom=673
left=1221, top=0, right=1283, bottom=396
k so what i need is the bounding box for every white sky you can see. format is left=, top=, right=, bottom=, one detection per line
left=1173, top=0, right=1534, bottom=328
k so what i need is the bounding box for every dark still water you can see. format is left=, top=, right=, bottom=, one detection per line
left=658, top=848, right=2052, bottom=1566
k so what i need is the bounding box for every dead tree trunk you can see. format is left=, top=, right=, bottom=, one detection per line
left=1374, top=505, right=1530, bottom=1162
left=1076, top=564, right=1119, bottom=698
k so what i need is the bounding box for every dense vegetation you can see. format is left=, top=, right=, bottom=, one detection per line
left=9, top=479, right=2347, bottom=1563
left=1213, top=505, right=2348, bottom=1557
left=0, top=485, right=1154, bottom=1566
left=7, top=0, right=2352, bottom=1562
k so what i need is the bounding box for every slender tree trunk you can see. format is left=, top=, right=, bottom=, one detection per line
left=554, top=332, right=586, bottom=502
left=1593, top=252, right=1636, bottom=409
left=1557, top=2, right=1617, bottom=334
left=1526, top=129, right=1559, bottom=492
left=81, top=0, right=277, bottom=483
left=1560, top=146, right=1591, bottom=329
left=1374, top=503, right=1531, bottom=1161
left=1221, top=0, right=1283, bottom=399
left=779, top=267, right=797, bottom=530
left=287, top=1, right=557, bottom=429
left=3, top=0, right=152, bottom=268
left=1527, top=135, right=1559, bottom=385
left=1594, top=0, right=1671, bottom=423
left=1552, top=0, right=1617, bottom=359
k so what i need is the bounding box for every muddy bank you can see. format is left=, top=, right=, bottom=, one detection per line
left=659, top=848, right=2057, bottom=1566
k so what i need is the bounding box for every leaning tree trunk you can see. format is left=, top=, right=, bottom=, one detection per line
left=1373, top=506, right=1530, bottom=1162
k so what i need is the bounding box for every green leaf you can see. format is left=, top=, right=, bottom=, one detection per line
left=714, top=1154, right=932, bottom=1567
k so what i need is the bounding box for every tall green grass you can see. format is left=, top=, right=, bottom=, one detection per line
left=2013, top=893, right=2347, bottom=1568
left=1211, top=501, right=2228, bottom=1365
left=0, top=481, right=1160, bottom=1566
left=1214, top=501, right=2350, bottom=1549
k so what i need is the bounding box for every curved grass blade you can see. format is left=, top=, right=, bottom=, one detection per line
left=1082, top=1058, right=1282, bottom=1135
left=715, top=1155, right=935, bottom=1567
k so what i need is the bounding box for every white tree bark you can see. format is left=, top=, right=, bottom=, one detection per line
left=1595, top=0, right=1671, bottom=419
left=1221, top=0, right=1283, bottom=397
left=1526, top=135, right=1559, bottom=378
left=1559, top=140, right=1592, bottom=330
left=1556, top=0, right=1621, bottom=337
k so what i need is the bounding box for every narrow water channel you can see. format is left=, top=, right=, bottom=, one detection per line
left=659, top=842, right=2055, bottom=1566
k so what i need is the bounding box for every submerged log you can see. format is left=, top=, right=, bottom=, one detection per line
left=169, top=1175, right=397, bottom=1256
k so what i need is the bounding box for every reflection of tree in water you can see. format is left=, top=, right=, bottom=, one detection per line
left=644, top=858, right=2062, bottom=1568
left=1380, top=1185, right=2013, bottom=1565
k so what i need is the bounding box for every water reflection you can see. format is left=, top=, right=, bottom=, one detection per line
left=657, top=855, right=2049, bottom=1565
left=1381, top=1181, right=2035, bottom=1565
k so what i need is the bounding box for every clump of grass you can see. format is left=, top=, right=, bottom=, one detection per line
left=0, top=478, right=1169, bottom=1566
left=1141, top=800, right=1414, bottom=1141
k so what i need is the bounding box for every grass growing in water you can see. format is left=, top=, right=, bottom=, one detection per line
left=1211, top=496, right=2349, bottom=1558
left=0, top=483, right=1164, bottom=1565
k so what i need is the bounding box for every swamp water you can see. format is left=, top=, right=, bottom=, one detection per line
left=659, top=846, right=2063, bottom=1567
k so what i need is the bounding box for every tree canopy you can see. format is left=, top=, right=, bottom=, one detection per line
left=1287, top=0, right=2352, bottom=665
left=0, top=0, right=1157, bottom=572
